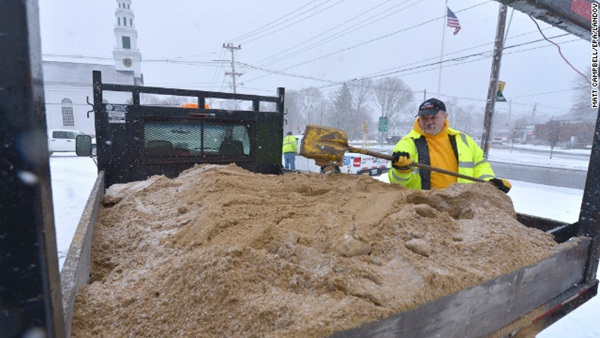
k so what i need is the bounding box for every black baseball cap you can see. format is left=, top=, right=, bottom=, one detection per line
left=418, top=98, right=446, bottom=116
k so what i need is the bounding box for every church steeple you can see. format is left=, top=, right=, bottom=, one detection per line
left=113, top=0, right=143, bottom=85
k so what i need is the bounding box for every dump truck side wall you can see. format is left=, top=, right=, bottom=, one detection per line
left=331, top=240, right=593, bottom=338
left=60, top=172, right=105, bottom=338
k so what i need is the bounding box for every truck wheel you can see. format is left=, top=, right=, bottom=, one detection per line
left=320, top=164, right=341, bottom=174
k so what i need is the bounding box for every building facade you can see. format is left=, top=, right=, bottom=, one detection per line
left=44, top=0, right=142, bottom=136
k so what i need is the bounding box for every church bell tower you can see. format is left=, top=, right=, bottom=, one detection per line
left=113, top=0, right=143, bottom=85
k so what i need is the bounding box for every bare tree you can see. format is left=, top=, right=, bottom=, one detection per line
left=283, top=90, right=305, bottom=134
left=298, top=87, right=326, bottom=125
left=348, top=78, right=374, bottom=140
left=539, top=119, right=562, bottom=159
left=444, top=99, right=480, bottom=135
left=569, top=66, right=596, bottom=121
left=508, top=116, right=528, bottom=151
left=373, top=77, right=415, bottom=132
left=452, top=105, right=477, bottom=135
left=349, top=78, right=373, bottom=118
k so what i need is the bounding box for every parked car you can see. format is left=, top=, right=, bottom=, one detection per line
left=48, top=129, right=96, bottom=155
left=491, top=137, right=507, bottom=146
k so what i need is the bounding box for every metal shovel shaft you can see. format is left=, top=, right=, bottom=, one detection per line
left=346, top=146, right=486, bottom=183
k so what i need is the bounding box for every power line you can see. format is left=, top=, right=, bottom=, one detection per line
left=252, top=0, right=422, bottom=68
left=42, top=32, right=577, bottom=96
left=236, top=62, right=336, bottom=83
left=248, top=33, right=576, bottom=92
left=308, top=39, right=584, bottom=111
left=209, top=49, right=227, bottom=92
left=528, top=15, right=591, bottom=85
left=242, top=1, right=492, bottom=84
left=226, top=0, right=323, bottom=43
left=232, top=0, right=346, bottom=45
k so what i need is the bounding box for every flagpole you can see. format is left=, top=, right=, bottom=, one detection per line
left=437, top=0, right=448, bottom=97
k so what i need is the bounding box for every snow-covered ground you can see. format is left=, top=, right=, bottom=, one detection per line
left=49, top=145, right=598, bottom=337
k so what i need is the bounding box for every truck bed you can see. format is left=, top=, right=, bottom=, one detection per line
left=60, top=171, right=598, bottom=337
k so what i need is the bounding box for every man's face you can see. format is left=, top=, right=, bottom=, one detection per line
left=418, top=110, right=448, bottom=135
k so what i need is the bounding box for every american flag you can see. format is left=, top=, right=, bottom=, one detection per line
left=446, top=7, right=461, bottom=35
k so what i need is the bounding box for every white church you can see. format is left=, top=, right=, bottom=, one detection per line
left=44, top=0, right=143, bottom=136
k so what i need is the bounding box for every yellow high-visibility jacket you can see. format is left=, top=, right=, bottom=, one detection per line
left=282, top=135, right=298, bottom=154
left=388, top=120, right=496, bottom=190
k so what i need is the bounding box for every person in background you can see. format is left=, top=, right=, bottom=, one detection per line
left=388, top=98, right=511, bottom=193
left=282, top=131, right=298, bottom=170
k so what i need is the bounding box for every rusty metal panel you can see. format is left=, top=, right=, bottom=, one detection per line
left=496, top=0, right=593, bottom=41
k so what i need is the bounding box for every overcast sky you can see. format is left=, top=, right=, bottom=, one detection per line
left=38, top=0, right=592, bottom=119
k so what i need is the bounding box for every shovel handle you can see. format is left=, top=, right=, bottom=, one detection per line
left=346, top=146, right=486, bottom=183
left=410, top=162, right=486, bottom=183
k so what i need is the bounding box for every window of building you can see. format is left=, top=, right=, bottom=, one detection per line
left=129, top=18, right=132, bottom=26
left=122, top=36, right=131, bottom=49
left=123, top=17, right=126, bottom=26
left=118, top=17, right=121, bottom=26
left=61, top=98, right=74, bottom=127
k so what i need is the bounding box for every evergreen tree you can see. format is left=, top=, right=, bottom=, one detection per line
left=328, top=83, right=357, bottom=138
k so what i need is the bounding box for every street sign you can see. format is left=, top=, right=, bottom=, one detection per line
left=496, top=81, right=507, bottom=102
left=378, top=116, right=388, bottom=132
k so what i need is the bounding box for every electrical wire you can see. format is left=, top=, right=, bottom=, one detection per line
left=528, top=15, right=591, bottom=85
left=226, top=0, right=324, bottom=43
left=236, top=62, right=336, bottom=83
left=252, top=0, right=423, bottom=68
left=236, top=0, right=346, bottom=45
left=242, top=1, right=492, bottom=84
left=209, top=49, right=227, bottom=91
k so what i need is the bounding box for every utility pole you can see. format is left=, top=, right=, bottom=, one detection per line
left=223, top=43, right=242, bottom=94
left=481, top=4, right=507, bottom=158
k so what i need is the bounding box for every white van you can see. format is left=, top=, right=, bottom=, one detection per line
left=48, top=129, right=96, bottom=155
left=338, top=153, right=390, bottom=176
left=285, top=134, right=390, bottom=176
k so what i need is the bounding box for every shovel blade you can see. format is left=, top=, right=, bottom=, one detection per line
left=299, top=124, right=350, bottom=166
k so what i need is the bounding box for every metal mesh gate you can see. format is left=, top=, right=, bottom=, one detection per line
left=142, top=119, right=252, bottom=160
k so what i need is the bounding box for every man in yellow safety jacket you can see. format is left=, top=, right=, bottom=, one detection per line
left=282, top=131, right=298, bottom=170
left=388, top=98, right=511, bottom=193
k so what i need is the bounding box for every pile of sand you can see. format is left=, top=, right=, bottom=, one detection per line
left=72, top=164, right=562, bottom=337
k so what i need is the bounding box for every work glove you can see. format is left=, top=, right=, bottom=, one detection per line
left=489, top=178, right=511, bottom=193
left=392, top=151, right=412, bottom=172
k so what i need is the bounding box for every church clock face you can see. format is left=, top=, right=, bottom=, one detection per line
left=122, top=58, right=132, bottom=68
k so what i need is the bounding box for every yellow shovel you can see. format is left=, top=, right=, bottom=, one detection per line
left=299, top=124, right=486, bottom=183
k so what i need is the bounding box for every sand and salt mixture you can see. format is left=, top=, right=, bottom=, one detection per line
left=72, top=164, right=565, bottom=337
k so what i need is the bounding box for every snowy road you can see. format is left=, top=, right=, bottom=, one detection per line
left=490, top=161, right=587, bottom=189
